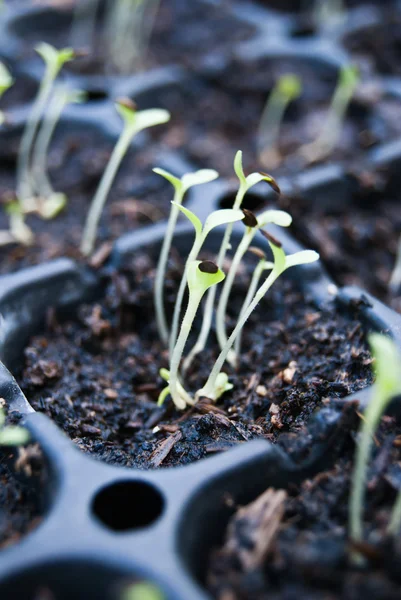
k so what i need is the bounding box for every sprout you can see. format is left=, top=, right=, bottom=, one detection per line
left=168, top=204, right=244, bottom=358
left=80, top=100, right=170, bottom=256
left=257, top=74, right=302, bottom=168
left=17, top=43, right=76, bottom=213
left=233, top=248, right=274, bottom=364
left=215, top=208, right=292, bottom=359
left=32, top=87, right=86, bottom=220
left=349, top=334, right=401, bottom=552
left=107, top=0, right=161, bottom=74
left=153, top=168, right=218, bottom=345
left=389, top=236, right=401, bottom=294
left=0, top=201, right=34, bottom=247
left=0, top=62, right=14, bottom=126
left=0, top=408, right=30, bottom=446
left=182, top=150, right=280, bottom=374
left=196, top=240, right=319, bottom=401
left=122, top=582, right=164, bottom=600
left=300, top=65, right=359, bottom=163
left=165, top=260, right=225, bottom=409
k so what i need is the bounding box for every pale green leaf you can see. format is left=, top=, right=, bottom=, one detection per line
left=132, top=108, right=170, bottom=133
left=173, top=203, right=202, bottom=237
left=0, top=62, right=13, bottom=95
left=257, top=209, right=292, bottom=228
left=153, top=168, right=182, bottom=191
left=277, top=74, right=302, bottom=100
left=122, top=582, right=165, bottom=600
left=285, top=250, right=320, bottom=269
left=268, top=242, right=286, bottom=273
left=0, top=409, right=5, bottom=428
left=35, top=43, right=75, bottom=75
left=159, top=368, right=170, bottom=382
left=182, top=169, right=219, bottom=193
left=187, top=260, right=225, bottom=295
left=233, top=150, right=246, bottom=184
left=40, top=193, right=67, bottom=220
left=369, top=334, right=401, bottom=406
left=157, top=385, right=170, bottom=407
left=213, top=372, right=234, bottom=401
left=203, top=209, right=244, bottom=237
left=0, top=426, right=30, bottom=446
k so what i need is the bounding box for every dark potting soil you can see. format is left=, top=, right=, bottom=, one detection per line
left=0, top=126, right=172, bottom=274
left=281, top=166, right=401, bottom=308
left=17, top=249, right=373, bottom=469
left=207, top=414, right=401, bottom=600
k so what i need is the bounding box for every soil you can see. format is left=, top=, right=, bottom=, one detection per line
left=17, top=249, right=373, bottom=469
left=281, top=165, right=401, bottom=308
left=207, top=412, right=401, bottom=600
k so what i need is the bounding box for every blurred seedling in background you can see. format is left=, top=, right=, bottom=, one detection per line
left=16, top=43, right=77, bottom=229
left=80, top=98, right=170, bottom=256
left=313, top=0, right=346, bottom=34
left=122, top=581, right=164, bottom=600
left=0, top=62, right=14, bottom=126
left=257, top=74, right=302, bottom=169
left=300, top=64, right=359, bottom=163
left=0, top=407, right=30, bottom=447
left=349, top=334, right=401, bottom=562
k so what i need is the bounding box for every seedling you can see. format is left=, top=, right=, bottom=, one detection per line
left=168, top=204, right=244, bottom=358
left=389, top=236, right=401, bottom=294
left=216, top=208, right=292, bottom=359
left=32, top=86, right=86, bottom=219
left=80, top=99, right=170, bottom=256
left=182, top=151, right=280, bottom=374
left=233, top=247, right=273, bottom=364
left=122, top=581, right=164, bottom=600
left=153, top=167, right=218, bottom=344
left=107, top=0, right=161, bottom=73
left=197, top=239, right=319, bottom=401
left=0, top=61, right=14, bottom=126
left=300, top=64, right=359, bottom=163
left=160, top=260, right=225, bottom=409
left=0, top=202, right=34, bottom=247
left=349, top=334, right=401, bottom=551
left=17, top=43, right=76, bottom=215
left=257, top=74, right=302, bottom=168
left=0, top=408, right=30, bottom=446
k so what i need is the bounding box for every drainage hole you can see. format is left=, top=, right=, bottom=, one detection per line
left=92, top=480, right=164, bottom=531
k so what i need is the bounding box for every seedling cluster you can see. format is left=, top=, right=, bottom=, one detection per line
left=154, top=151, right=319, bottom=409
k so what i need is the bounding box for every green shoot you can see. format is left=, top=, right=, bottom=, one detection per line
left=122, top=581, right=164, bottom=600
left=17, top=43, right=76, bottom=213
left=257, top=74, right=302, bottom=168
left=216, top=208, right=292, bottom=358
left=168, top=204, right=244, bottom=358
left=182, top=150, right=280, bottom=375
left=389, top=236, right=401, bottom=294
left=32, top=87, right=86, bottom=219
left=107, top=0, right=161, bottom=74
left=0, top=408, right=30, bottom=446
left=349, top=334, right=401, bottom=551
left=233, top=247, right=273, bottom=364
left=80, top=99, right=170, bottom=256
left=0, top=201, right=34, bottom=247
left=300, top=65, right=359, bottom=163
left=0, top=62, right=14, bottom=126
left=153, top=168, right=218, bottom=345
left=164, top=260, right=225, bottom=409
left=196, top=240, right=319, bottom=401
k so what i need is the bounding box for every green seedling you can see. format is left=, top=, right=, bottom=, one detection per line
left=17, top=43, right=76, bottom=215
left=160, top=260, right=225, bottom=409
left=349, top=334, right=401, bottom=553
left=233, top=247, right=273, bottom=364
left=196, top=239, right=319, bottom=401
left=122, top=581, right=164, bottom=600
left=0, top=408, right=30, bottom=446
left=216, top=207, right=292, bottom=360
left=0, top=201, right=34, bottom=248
left=153, top=167, right=218, bottom=345
left=182, top=150, right=280, bottom=375
left=169, top=204, right=244, bottom=358
left=0, top=61, right=14, bottom=126
left=80, top=99, right=170, bottom=256
left=300, top=64, right=359, bottom=163
left=389, top=236, right=401, bottom=294
left=32, top=87, right=86, bottom=220
left=107, top=0, right=161, bottom=74
left=257, top=74, right=302, bottom=168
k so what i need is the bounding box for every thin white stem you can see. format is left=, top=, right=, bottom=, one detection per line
left=349, top=420, right=374, bottom=549
left=257, top=89, right=289, bottom=163
left=169, top=290, right=202, bottom=408
left=216, top=228, right=253, bottom=352
left=233, top=259, right=267, bottom=363
left=169, top=236, right=202, bottom=358
left=198, top=268, right=281, bottom=400
left=182, top=184, right=246, bottom=374
left=16, top=69, right=55, bottom=209
left=154, top=188, right=184, bottom=345
left=389, top=235, right=401, bottom=293
left=32, top=89, right=67, bottom=200
left=80, top=123, right=135, bottom=256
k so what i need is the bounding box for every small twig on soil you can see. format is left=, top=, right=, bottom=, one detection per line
left=149, top=430, right=182, bottom=468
